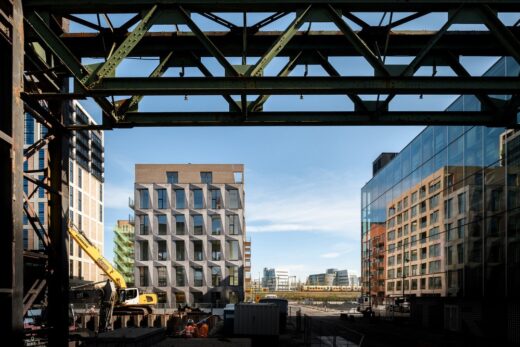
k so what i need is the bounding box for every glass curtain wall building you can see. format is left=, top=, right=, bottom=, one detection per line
left=361, top=57, right=520, bottom=341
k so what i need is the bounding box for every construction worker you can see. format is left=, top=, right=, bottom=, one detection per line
left=185, top=319, right=195, bottom=338
left=198, top=319, right=209, bottom=337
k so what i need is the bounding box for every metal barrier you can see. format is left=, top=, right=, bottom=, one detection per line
left=300, top=313, right=365, bottom=347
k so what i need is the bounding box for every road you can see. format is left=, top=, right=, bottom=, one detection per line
left=290, top=305, right=364, bottom=347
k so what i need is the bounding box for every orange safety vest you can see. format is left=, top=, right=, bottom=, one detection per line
left=199, top=323, right=209, bottom=337
left=185, top=325, right=195, bottom=337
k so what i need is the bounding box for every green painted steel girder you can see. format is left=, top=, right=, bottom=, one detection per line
left=248, top=51, right=303, bottom=112
left=88, top=76, right=520, bottom=95
left=119, top=111, right=516, bottom=127
left=23, top=1, right=520, bottom=13
left=25, top=10, right=117, bottom=120
left=58, top=30, right=520, bottom=59
left=246, top=5, right=311, bottom=77
left=326, top=4, right=389, bottom=77
left=314, top=51, right=367, bottom=112
left=478, top=4, right=520, bottom=64
left=190, top=54, right=241, bottom=112
left=117, top=51, right=174, bottom=115
left=379, top=6, right=463, bottom=110
left=83, top=5, right=159, bottom=85
left=25, top=11, right=88, bottom=85
left=177, top=5, right=239, bottom=77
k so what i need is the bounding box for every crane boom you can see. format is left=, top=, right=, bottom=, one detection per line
left=68, top=226, right=127, bottom=289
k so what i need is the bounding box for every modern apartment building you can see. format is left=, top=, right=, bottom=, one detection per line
left=114, top=220, right=135, bottom=286
left=361, top=57, right=520, bottom=342
left=262, top=268, right=290, bottom=291
left=335, top=269, right=350, bottom=286
left=23, top=101, right=105, bottom=283
left=307, top=268, right=350, bottom=286
left=367, top=223, right=385, bottom=303
left=132, top=164, right=245, bottom=306
left=349, top=274, right=360, bottom=287
left=307, top=273, right=333, bottom=286
left=384, top=167, right=448, bottom=299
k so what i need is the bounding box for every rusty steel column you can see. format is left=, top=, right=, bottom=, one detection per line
left=47, top=87, right=70, bottom=346
left=0, top=0, right=24, bottom=345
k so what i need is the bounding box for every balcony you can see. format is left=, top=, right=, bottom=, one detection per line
left=129, top=197, right=135, bottom=209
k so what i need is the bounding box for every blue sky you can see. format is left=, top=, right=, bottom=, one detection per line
left=69, top=11, right=507, bottom=281
left=97, top=125, right=424, bottom=280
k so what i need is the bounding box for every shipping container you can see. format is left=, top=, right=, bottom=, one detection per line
left=233, top=303, right=280, bottom=336
left=259, top=298, right=288, bottom=332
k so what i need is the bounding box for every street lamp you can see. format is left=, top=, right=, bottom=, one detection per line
left=402, top=257, right=409, bottom=300
left=368, top=247, right=372, bottom=308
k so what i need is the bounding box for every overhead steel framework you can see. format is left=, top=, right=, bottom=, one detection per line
left=21, top=0, right=520, bottom=127
left=1, top=1, right=520, bottom=346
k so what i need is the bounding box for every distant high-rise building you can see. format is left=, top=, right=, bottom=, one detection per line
left=335, top=269, right=350, bottom=286
left=307, top=269, right=351, bottom=286
left=348, top=274, right=360, bottom=287
left=262, top=268, right=290, bottom=291
left=114, top=220, right=135, bottom=286
left=132, top=164, right=245, bottom=306
left=23, top=101, right=105, bottom=283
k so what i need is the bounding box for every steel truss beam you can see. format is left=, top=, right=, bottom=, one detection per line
left=88, top=76, right=520, bottom=95
left=248, top=51, right=303, bottom=112
left=83, top=5, right=160, bottom=86
left=120, top=111, right=515, bottom=127
left=25, top=11, right=117, bottom=121
left=23, top=193, right=51, bottom=250
left=246, top=5, right=311, bottom=77
left=57, top=30, right=520, bottom=59
left=22, top=1, right=520, bottom=127
left=23, top=1, right=520, bottom=13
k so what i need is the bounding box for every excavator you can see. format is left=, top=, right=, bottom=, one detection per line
left=68, top=224, right=157, bottom=332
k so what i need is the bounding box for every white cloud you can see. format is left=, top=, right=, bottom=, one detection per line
left=246, top=169, right=363, bottom=238
left=320, top=252, right=341, bottom=259
left=104, top=184, right=133, bottom=209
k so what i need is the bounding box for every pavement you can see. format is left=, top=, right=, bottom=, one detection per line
left=289, top=304, right=514, bottom=347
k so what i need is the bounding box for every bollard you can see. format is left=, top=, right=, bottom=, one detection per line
left=148, top=314, right=156, bottom=327
left=134, top=315, right=142, bottom=327
left=113, top=316, right=122, bottom=330
left=161, top=314, right=169, bottom=328
left=166, top=315, right=176, bottom=334
left=140, top=315, right=148, bottom=327
left=93, top=315, right=100, bottom=332
left=80, top=315, right=88, bottom=329
left=121, top=315, right=130, bottom=328
left=153, top=315, right=162, bottom=328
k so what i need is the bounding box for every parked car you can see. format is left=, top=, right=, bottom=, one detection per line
left=400, top=301, right=410, bottom=313
left=386, top=304, right=398, bottom=312
left=387, top=301, right=410, bottom=313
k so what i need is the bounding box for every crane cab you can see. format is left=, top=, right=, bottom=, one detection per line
left=118, top=288, right=158, bottom=306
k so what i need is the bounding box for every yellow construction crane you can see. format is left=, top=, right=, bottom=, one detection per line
left=68, top=225, right=157, bottom=331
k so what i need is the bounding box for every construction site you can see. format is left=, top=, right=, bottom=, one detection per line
left=2, top=0, right=520, bottom=346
